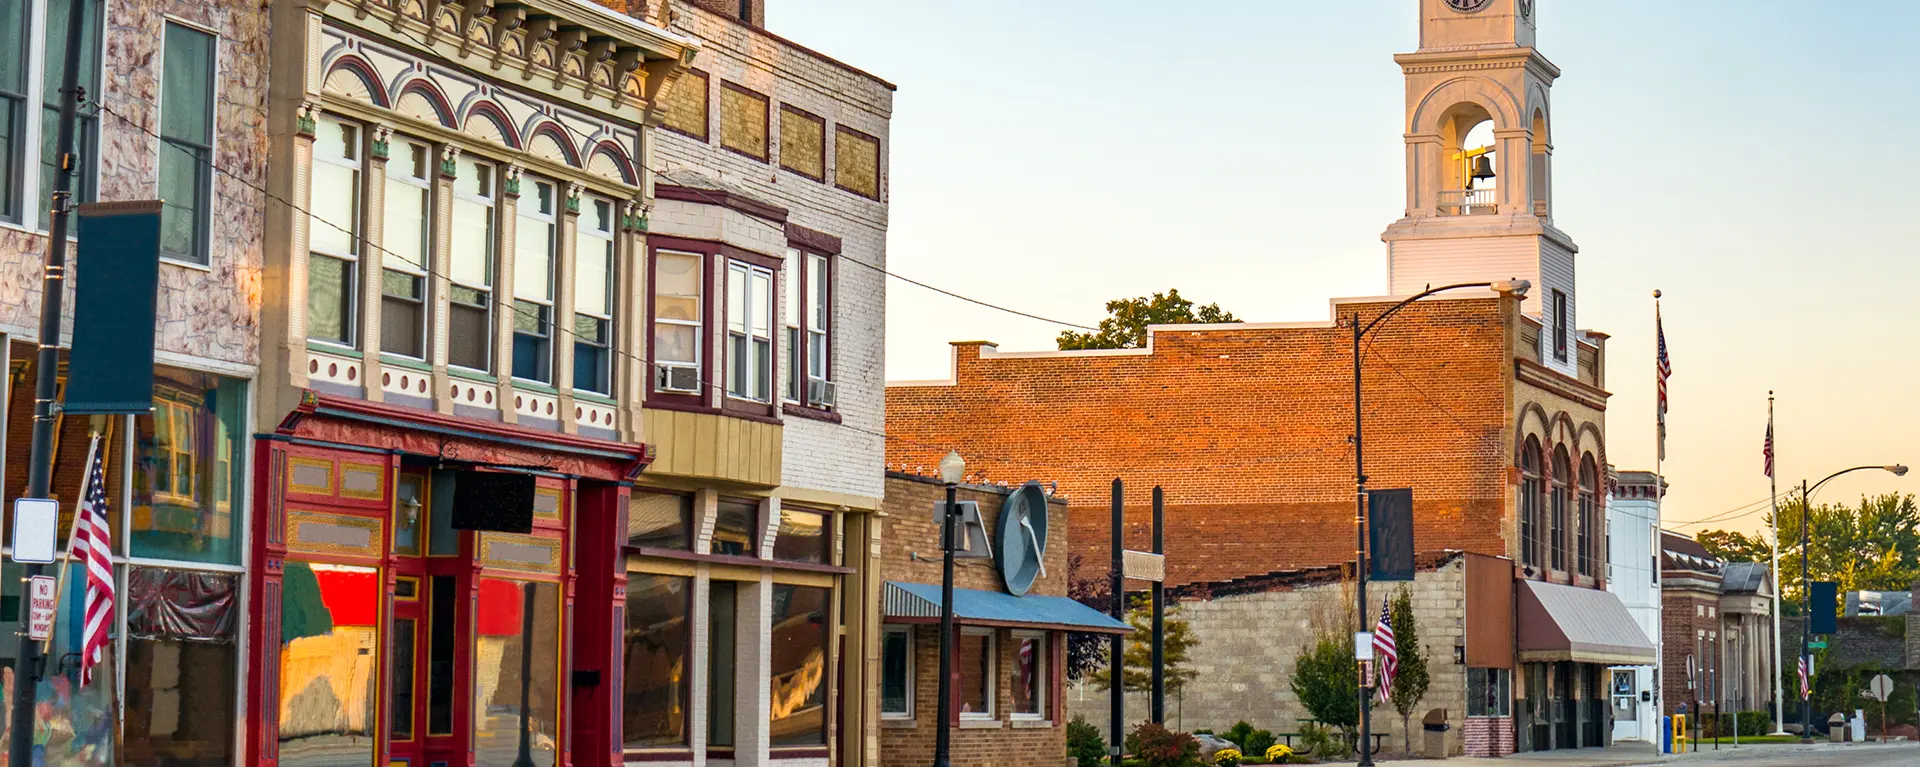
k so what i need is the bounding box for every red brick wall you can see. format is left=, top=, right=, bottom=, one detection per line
left=887, top=298, right=1515, bottom=587
left=1662, top=582, right=1721, bottom=714
left=879, top=475, right=1069, bottom=598
left=1463, top=716, right=1515, bottom=757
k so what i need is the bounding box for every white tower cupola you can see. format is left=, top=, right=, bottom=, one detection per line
left=1383, top=0, right=1580, bottom=375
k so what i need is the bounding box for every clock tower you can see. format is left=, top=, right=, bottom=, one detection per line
left=1383, top=0, right=1580, bottom=374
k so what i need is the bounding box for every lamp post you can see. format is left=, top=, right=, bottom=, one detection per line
left=1798, top=464, right=1907, bottom=743
left=1352, top=280, right=1528, bottom=766
left=933, top=450, right=967, bottom=767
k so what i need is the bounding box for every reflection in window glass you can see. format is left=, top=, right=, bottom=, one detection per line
left=880, top=628, right=911, bottom=717
left=394, top=474, right=425, bottom=555
left=428, top=575, right=456, bottom=735
left=133, top=368, right=245, bottom=565
left=125, top=567, right=239, bottom=764
left=772, top=507, right=826, bottom=564
left=628, top=492, right=692, bottom=550
left=624, top=574, right=691, bottom=748
left=473, top=578, right=561, bottom=767
left=1012, top=634, right=1044, bottom=717
left=277, top=561, right=380, bottom=765
left=769, top=584, right=829, bottom=746
left=390, top=618, right=416, bottom=741
left=712, top=499, right=756, bottom=556
left=0, top=560, right=118, bottom=762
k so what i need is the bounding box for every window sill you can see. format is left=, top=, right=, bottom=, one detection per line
left=575, top=390, right=617, bottom=405
left=449, top=367, right=497, bottom=384
left=1010, top=718, right=1053, bottom=729
left=880, top=717, right=917, bottom=729
left=782, top=403, right=842, bottom=424
left=159, top=255, right=213, bottom=273
left=513, top=378, right=559, bottom=395
left=622, top=747, right=695, bottom=762
left=626, top=545, right=851, bottom=575
left=377, top=353, right=431, bottom=372
left=958, top=718, right=1003, bottom=729
left=307, top=342, right=362, bottom=359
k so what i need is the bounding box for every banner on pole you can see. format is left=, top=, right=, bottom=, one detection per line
left=1368, top=488, right=1415, bottom=581
left=1811, top=581, right=1839, bottom=635
left=65, top=201, right=163, bottom=415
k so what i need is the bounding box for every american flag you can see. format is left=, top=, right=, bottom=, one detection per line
left=1372, top=601, right=1397, bottom=704
left=1656, top=306, right=1671, bottom=461
left=66, top=436, right=116, bottom=688
left=1763, top=421, right=1774, bottom=479
left=1019, top=636, right=1036, bottom=691
left=1798, top=654, right=1811, bottom=700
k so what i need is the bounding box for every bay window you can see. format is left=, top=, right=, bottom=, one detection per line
left=448, top=156, right=495, bottom=372
left=574, top=196, right=615, bottom=395
left=158, top=21, right=213, bottom=264
left=782, top=247, right=832, bottom=408
left=306, top=113, right=360, bottom=346
left=726, top=261, right=773, bottom=402
left=381, top=137, right=433, bottom=359
left=512, top=176, right=557, bottom=384
left=652, top=250, right=702, bottom=394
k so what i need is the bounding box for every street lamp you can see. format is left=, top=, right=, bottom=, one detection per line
left=1799, top=463, right=1907, bottom=742
left=933, top=450, right=966, bottom=767
left=1352, top=280, right=1528, bottom=766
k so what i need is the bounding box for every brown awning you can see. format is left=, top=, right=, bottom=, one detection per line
left=1517, top=580, right=1656, bottom=665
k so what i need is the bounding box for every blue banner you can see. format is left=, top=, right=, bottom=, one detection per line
left=65, top=201, right=163, bottom=415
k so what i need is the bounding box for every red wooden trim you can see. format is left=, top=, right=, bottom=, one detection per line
left=654, top=184, right=789, bottom=223
left=288, top=393, right=651, bottom=478
left=721, top=243, right=785, bottom=272
left=721, top=396, right=781, bottom=424
left=777, top=104, right=827, bottom=182
left=644, top=238, right=719, bottom=409
left=716, top=80, right=772, bottom=163
left=783, top=223, right=841, bottom=255
left=781, top=403, right=842, bottom=424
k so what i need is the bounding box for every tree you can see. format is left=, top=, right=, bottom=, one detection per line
left=1056, top=289, right=1238, bottom=350
left=1386, top=588, right=1430, bottom=755
left=1066, top=553, right=1113, bottom=682
left=1088, top=594, right=1200, bottom=695
left=1765, top=493, right=1920, bottom=607
left=1291, top=632, right=1359, bottom=748
left=1695, top=529, right=1769, bottom=563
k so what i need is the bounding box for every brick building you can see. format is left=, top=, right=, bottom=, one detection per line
left=888, top=0, right=1652, bottom=755
left=1658, top=532, right=1776, bottom=719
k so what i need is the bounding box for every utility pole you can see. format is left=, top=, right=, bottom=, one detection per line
left=8, top=0, right=90, bottom=763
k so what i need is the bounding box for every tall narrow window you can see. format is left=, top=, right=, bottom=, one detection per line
left=725, top=262, right=773, bottom=402
left=1550, top=447, right=1571, bottom=571
left=880, top=627, right=913, bottom=718
left=783, top=249, right=801, bottom=403
left=959, top=628, right=994, bottom=719
left=158, top=22, right=214, bottom=264
left=1578, top=457, right=1597, bottom=576
left=1552, top=289, right=1569, bottom=361
left=1520, top=436, right=1542, bottom=569
left=708, top=581, right=738, bottom=749
left=427, top=575, right=457, bottom=736
left=513, top=177, right=557, bottom=383
left=389, top=617, right=417, bottom=741
left=769, top=584, right=830, bottom=746
left=0, top=0, right=28, bottom=223
left=782, top=247, right=834, bottom=408
left=652, top=250, right=702, bottom=394
left=307, top=114, right=360, bottom=346
left=624, top=574, right=692, bottom=748
left=38, top=0, right=100, bottom=229
left=1011, top=632, right=1046, bottom=719
left=382, top=138, right=433, bottom=359
left=574, top=197, right=615, bottom=395
left=448, top=157, right=495, bottom=372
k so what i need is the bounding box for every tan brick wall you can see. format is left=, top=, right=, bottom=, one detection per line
left=879, top=475, right=1069, bottom=598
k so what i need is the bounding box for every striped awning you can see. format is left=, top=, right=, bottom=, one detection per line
left=882, top=582, right=1132, bottom=634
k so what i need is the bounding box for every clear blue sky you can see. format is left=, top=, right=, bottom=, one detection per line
left=771, top=0, right=1920, bottom=534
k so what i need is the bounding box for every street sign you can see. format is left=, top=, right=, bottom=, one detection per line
left=25, top=576, right=55, bottom=641
left=10, top=498, right=58, bottom=564
left=1810, top=640, right=1829, bottom=649
left=1355, top=632, right=1374, bottom=660
left=1868, top=675, right=1894, bottom=702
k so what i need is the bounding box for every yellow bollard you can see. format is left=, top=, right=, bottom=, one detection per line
left=1674, top=715, right=1688, bottom=752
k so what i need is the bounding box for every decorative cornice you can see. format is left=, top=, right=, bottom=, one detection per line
left=655, top=184, right=788, bottom=223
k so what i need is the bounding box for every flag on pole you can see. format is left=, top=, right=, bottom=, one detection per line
left=1656, top=305, right=1672, bottom=461
left=1763, top=421, right=1775, bottom=479
left=1798, top=654, right=1811, bottom=700
left=1372, top=601, right=1398, bottom=704
left=66, top=436, right=116, bottom=688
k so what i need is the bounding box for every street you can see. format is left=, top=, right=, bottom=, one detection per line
left=1426, top=741, right=1920, bottom=767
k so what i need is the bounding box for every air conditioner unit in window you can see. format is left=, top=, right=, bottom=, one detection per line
left=655, top=364, right=698, bottom=393
left=806, top=378, right=836, bottom=408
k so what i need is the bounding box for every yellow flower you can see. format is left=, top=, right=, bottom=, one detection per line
left=1265, top=743, right=1294, bottom=763
left=1213, top=747, right=1243, bottom=765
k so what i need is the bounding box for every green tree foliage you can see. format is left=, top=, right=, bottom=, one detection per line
left=1067, top=715, right=1108, bottom=767
left=1089, top=594, right=1200, bottom=694
left=1222, top=721, right=1275, bottom=757
left=1056, top=289, right=1239, bottom=350
left=1751, top=493, right=1920, bottom=607
left=1291, top=632, right=1359, bottom=743
left=1386, top=589, right=1431, bottom=754
left=1695, top=529, right=1770, bottom=563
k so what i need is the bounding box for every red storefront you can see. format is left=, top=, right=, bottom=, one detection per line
left=247, top=393, right=651, bottom=767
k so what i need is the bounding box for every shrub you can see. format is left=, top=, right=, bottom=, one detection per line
left=1264, top=744, right=1295, bottom=764
left=1212, top=747, right=1242, bottom=766
left=1243, top=729, right=1277, bottom=757
left=1130, top=722, right=1201, bottom=767
left=1298, top=722, right=1347, bottom=760
left=1738, top=710, right=1772, bottom=737
left=1068, top=716, right=1108, bottom=767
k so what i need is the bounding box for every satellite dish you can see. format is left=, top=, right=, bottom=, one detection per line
left=995, top=482, right=1051, bottom=597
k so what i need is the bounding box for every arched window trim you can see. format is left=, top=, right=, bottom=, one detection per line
left=1550, top=446, right=1572, bottom=572
left=1577, top=455, right=1598, bottom=577
left=1520, top=436, right=1544, bottom=569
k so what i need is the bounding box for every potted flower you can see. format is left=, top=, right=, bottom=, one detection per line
left=1212, top=747, right=1242, bottom=766
left=1264, top=744, right=1295, bottom=764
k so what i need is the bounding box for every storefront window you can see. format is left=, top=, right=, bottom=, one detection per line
left=708, top=581, right=738, bottom=749
left=0, top=560, right=119, bottom=765
left=3, top=342, right=127, bottom=548
left=712, top=499, right=757, bottom=556
left=1012, top=632, right=1045, bottom=718
left=624, top=573, right=692, bottom=748
left=1468, top=667, right=1512, bottom=717
left=771, top=507, right=826, bottom=564
left=473, top=578, right=561, bottom=767
left=629, top=492, right=692, bottom=550
left=393, top=474, right=425, bottom=556
left=959, top=628, right=994, bottom=719
left=769, top=584, right=829, bottom=746
left=133, top=368, right=245, bottom=564
left=277, top=561, right=380, bottom=766
left=124, top=567, right=238, bottom=765
left=880, top=627, right=912, bottom=718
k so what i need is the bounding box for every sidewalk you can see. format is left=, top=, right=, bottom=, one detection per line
left=1314, top=739, right=1837, bottom=767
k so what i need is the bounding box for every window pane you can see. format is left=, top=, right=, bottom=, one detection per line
left=750, top=270, right=771, bottom=337
left=881, top=630, right=910, bottom=715
left=0, top=0, right=27, bottom=93
left=809, top=330, right=827, bottom=379
left=157, top=142, right=205, bottom=261
left=473, top=578, right=561, bottom=767
left=575, top=235, right=611, bottom=317
left=628, top=492, right=691, bottom=550
left=960, top=632, right=990, bottom=716
left=310, top=152, right=359, bottom=258
left=450, top=196, right=494, bottom=286
left=43, top=0, right=100, bottom=112
left=124, top=567, right=239, bottom=764
left=624, top=574, right=692, bottom=748
left=0, top=98, right=17, bottom=221
left=427, top=575, right=456, bottom=734
left=132, top=369, right=245, bottom=564
left=306, top=253, right=352, bottom=345
left=389, top=618, right=416, bottom=741
left=1013, top=636, right=1043, bottom=715
left=160, top=23, right=212, bottom=142
left=654, top=323, right=696, bottom=366
left=708, top=581, right=737, bottom=748
left=655, top=252, right=701, bottom=322
left=771, top=508, right=826, bottom=564
left=727, top=334, right=745, bottom=397
left=514, top=184, right=554, bottom=301
left=712, top=499, right=756, bottom=556
left=393, top=474, right=425, bottom=555
left=448, top=294, right=490, bottom=371
left=381, top=272, right=425, bottom=359
left=769, top=584, right=829, bottom=746
left=383, top=175, right=428, bottom=270
left=752, top=337, right=770, bottom=401
left=785, top=327, right=801, bottom=402
left=783, top=248, right=800, bottom=326
left=808, top=255, right=827, bottom=330
left=726, top=265, right=747, bottom=334
left=277, top=561, right=379, bottom=765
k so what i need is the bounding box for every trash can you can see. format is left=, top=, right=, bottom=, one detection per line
left=1422, top=709, right=1451, bottom=758
left=1829, top=713, right=1847, bottom=743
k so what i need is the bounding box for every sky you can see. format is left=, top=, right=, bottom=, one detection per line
left=770, top=0, right=1920, bottom=536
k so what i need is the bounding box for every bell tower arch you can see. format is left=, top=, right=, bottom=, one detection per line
left=1384, top=0, right=1580, bottom=374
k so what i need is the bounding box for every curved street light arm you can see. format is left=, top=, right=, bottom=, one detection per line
left=1807, top=465, right=1903, bottom=500
left=1358, top=281, right=1504, bottom=338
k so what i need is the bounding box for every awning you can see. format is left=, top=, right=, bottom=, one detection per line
left=882, top=582, right=1132, bottom=635
left=1518, top=580, right=1656, bottom=665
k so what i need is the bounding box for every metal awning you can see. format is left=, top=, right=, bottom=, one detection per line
left=882, top=582, right=1132, bottom=634
left=1517, top=580, right=1656, bottom=665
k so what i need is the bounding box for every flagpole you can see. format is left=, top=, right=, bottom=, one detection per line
left=1652, top=290, right=1666, bottom=746
left=1769, top=393, right=1785, bottom=735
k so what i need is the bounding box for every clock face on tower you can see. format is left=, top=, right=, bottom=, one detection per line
left=994, top=482, right=1051, bottom=598
left=1446, top=0, right=1493, bottom=13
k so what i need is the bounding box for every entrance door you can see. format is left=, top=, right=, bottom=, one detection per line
left=1610, top=669, right=1640, bottom=742
left=386, top=471, right=430, bottom=767
left=1527, top=664, right=1550, bottom=751
left=1554, top=663, right=1575, bottom=749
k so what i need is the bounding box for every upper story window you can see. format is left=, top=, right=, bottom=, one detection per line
left=573, top=197, right=615, bottom=395
left=381, top=137, right=433, bottom=360
left=0, top=0, right=103, bottom=227
left=1577, top=456, right=1598, bottom=577
left=782, top=247, right=833, bottom=410
left=1550, top=446, right=1571, bottom=572
left=725, top=261, right=774, bottom=403
left=512, top=176, right=557, bottom=384
left=1552, top=289, right=1569, bottom=361
left=651, top=249, right=703, bottom=394
left=158, top=21, right=215, bottom=264
left=1520, top=435, right=1542, bottom=569
left=448, top=156, right=496, bottom=372
left=306, top=114, right=360, bottom=347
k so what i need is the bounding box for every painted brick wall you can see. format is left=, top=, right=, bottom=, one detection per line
left=644, top=0, right=894, bottom=501
left=887, top=298, right=1516, bottom=587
